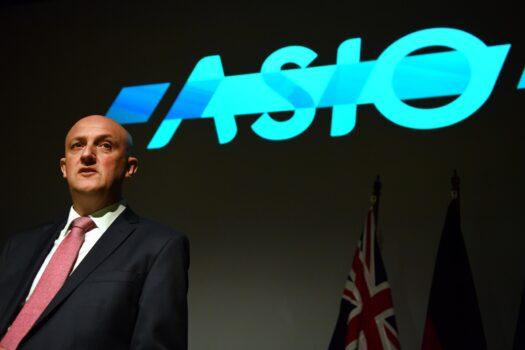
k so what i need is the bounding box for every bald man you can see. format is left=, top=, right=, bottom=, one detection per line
left=0, top=115, right=189, bottom=350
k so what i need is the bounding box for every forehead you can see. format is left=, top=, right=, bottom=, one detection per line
left=66, top=118, right=125, bottom=142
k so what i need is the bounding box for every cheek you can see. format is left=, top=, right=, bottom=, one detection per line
left=100, top=158, right=126, bottom=177
left=64, top=157, right=77, bottom=176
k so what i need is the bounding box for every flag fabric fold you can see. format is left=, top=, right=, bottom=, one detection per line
left=329, top=207, right=401, bottom=350
left=421, top=197, right=487, bottom=349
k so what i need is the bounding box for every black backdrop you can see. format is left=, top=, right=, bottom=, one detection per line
left=1, top=1, right=524, bottom=348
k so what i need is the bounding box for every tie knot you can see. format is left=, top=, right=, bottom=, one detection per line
left=70, top=216, right=96, bottom=233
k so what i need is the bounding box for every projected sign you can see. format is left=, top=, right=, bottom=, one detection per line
left=106, top=28, right=517, bottom=149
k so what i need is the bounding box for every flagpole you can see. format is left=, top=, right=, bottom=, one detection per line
left=451, top=169, right=460, bottom=200
left=371, top=174, right=381, bottom=224
left=371, top=175, right=382, bottom=247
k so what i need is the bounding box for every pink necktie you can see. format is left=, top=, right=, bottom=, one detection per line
left=0, top=217, right=95, bottom=350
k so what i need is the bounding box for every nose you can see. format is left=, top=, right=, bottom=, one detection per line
left=80, top=144, right=97, bottom=165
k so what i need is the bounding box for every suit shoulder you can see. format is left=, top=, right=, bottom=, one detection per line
left=134, top=217, right=187, bottom=242
left=7, top=221, right=59, bottom=242
left=1, top=220, right=61, bottom=254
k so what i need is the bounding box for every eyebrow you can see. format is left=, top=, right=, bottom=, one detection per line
left=69, top=134, right=120, bottom=144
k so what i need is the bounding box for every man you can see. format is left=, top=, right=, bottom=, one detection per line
left=0, top=115, right=189, bottom=349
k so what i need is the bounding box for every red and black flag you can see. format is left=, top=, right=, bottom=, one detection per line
left=514, top=283, right=525, bottom=350
left=421, top=175, right=486, bottom=349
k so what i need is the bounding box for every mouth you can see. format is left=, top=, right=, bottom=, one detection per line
left=78, top=167, right=98, bottom=175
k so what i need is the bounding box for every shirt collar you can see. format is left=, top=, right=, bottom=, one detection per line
left=65, top=200, right=127, bottom=234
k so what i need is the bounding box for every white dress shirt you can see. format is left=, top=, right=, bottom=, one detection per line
left=25, top=202, right=127, bottom=301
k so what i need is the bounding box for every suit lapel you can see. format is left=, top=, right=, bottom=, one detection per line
left=0, top=220, right=64, bottom=333
left=30, top=208, right=139, bottom=330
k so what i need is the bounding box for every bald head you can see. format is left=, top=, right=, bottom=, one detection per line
left=60, top=114, right=139, bottom=215
left=65, top=115, right=133, bottom=155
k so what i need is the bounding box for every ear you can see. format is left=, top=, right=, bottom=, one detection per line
left=125, top=156, right=139, bottom=178
left=60, top=157, right=67, bottom=178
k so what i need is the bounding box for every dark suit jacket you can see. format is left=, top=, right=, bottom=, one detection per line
left=0, top=208, right=189, bottom=350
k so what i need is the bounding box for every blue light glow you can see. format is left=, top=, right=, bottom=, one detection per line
left=106, top=28, right=511, bottom=149
left=519, top=68, right=525, bottom=89
left=107, top=83, right=170, bottom=124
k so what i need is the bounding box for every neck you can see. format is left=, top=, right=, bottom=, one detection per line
left=71, top=191, right=121, bottom=216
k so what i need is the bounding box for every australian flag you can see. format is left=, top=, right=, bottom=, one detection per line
left=329, top=207, right=401, bottom=350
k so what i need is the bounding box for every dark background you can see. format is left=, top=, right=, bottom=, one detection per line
left=1, top=0, right=523, bottom=348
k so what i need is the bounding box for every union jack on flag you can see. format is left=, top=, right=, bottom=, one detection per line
left=329, top=208, right=401, bottom=350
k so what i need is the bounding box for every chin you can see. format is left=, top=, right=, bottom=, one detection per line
left=69, top=181, right=103, bottom=194
left=73, top=188, right=104, bottom=195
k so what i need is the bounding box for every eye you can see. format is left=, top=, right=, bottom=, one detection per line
left=100, top=142, right=112, bottom=150
left=71, top=142, right=83, bottom=149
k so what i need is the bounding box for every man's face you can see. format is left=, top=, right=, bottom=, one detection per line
left=60, top=115, right=137, bottom=197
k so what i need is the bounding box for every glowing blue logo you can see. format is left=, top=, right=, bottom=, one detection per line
left=519, top=67, right=525, bottom=90
left=107, top=28, right=512, bottom=149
